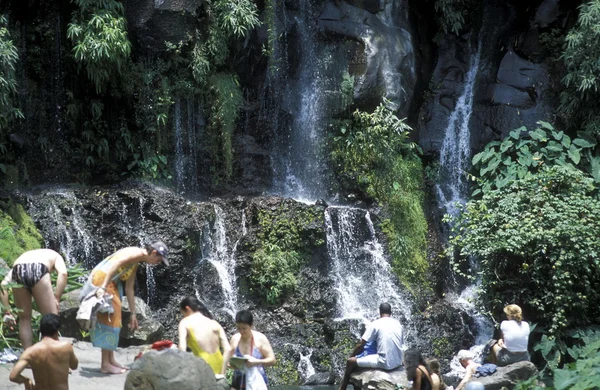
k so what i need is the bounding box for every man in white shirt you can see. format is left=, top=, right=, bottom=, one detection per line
left=338, top=303, right=404, bottom=390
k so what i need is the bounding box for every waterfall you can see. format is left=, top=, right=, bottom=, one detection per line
left=173, top=95, right=200, bottom=194
left=435, top=45, right=482, bottom=216
left=298, top=349, right=316, bottom=382
left=325, top=206, right=411, bottom=322
left=268, top=0, right=329, bottom=201
left=196, top=205, right=239, bottom=316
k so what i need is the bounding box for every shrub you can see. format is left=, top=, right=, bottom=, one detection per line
left=0, top=200, right=43, bottom=265
left=450, top=166, right=600, bottom=335
left=250, top=243, right=300, bottom=304
left=331, top=102, right=428, bottom=289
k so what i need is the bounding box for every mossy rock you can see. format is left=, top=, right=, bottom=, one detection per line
left=0, top=199, right=43, bottom=265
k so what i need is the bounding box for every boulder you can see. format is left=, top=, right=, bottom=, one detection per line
left=124, top=348, right=228, bottom=390
left=303, top=371, right=336, bottom=385
left=121, top=297, right=165, bottom=346
left=467, top=361, right=538, bottom=390
left=59, top=287, right=84, bottom=339
left=349, top=367, right=409, bottom=390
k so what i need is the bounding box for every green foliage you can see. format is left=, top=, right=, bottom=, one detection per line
left=250, top=243, right=300, bottom=304
left=67, top=0, right=132, bottom=94
left=558, top=0, right=600, bottom=135
left=449, top=166, right=600, bottom=335
left=340, top=71, right=355, bottom=111
left=208, top=73, right=243, bottom=180
left=0, top=15, right=22, bottom=136
left=433, top=0, right=477, bottom=35
left=330, top=102, right=428, bottom=288
left=0, top=200, right=43, bottom=265
left=249, top=203, right=325, bottom=304
left=471, top=122, right=600, bottom=195
left=516, top=328, right=600, bottom=390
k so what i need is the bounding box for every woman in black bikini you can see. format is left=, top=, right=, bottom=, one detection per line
left=404, top=349, right=434, bottom=390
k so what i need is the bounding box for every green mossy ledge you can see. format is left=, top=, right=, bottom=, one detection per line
left=0, top=199, right=43, bottom=265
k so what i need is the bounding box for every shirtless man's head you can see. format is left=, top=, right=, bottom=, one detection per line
left=10, top=314, right=79, bottom=390
left=1, top=249, right=68, bottom=348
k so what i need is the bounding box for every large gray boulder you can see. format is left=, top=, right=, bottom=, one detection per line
left=125, top=348, right=228, bottom=390
left=349, top=367, right=409, bottom=390
left=468, top=361, right=538, bottom=390
left=121, top=297, right=165, bottom=346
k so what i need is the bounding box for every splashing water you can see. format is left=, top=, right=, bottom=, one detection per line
left=436, top=45, right=482, bottom=217
left=325, top=206, right=411, bottom=323
left=298, top=349, right=316, bottom=382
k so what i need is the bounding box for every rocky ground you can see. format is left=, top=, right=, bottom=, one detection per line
left=0, top=340, right=145, bottom=389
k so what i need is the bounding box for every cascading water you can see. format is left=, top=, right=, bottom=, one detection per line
left=325, top=206, right=411, bottom=322
left=173, top=95, right=200, bottom=194
left=269, top=0, right=329, bottom=201
left=196, top=205, right=239, bottom=316
left=298, top=349, right=316, bottom=382
left=435, top=45, right=482, bottom=217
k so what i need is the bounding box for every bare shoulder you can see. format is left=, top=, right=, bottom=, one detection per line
left=211, top=319, right=224, bottom=331
left=253, top=330, right=271, bottom=344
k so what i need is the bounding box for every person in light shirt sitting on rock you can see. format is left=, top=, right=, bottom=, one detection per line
left=489, top=304, right=530, bottom=366
left=338, top=303, right=404, bottom=390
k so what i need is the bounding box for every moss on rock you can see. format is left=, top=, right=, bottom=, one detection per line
left=0, top=200, right=43, bottom=265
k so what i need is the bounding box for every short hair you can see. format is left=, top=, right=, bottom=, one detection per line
left=457, top=349, right=473, bottom=362
left=503, top=304, right=523, bottom=322
left=40, top=314, right=61, bottom=337
left=379, top=303, right=392, bottom=315
left=179, top=296, right=213, bottom=319
left=235, top=310, right=254, bottom=326
left=426, top=358, right=441, bottom=374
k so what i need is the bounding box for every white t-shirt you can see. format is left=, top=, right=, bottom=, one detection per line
left=361, top=316, right=404, bottom=369
left=501, top=320, right=530, bottom=352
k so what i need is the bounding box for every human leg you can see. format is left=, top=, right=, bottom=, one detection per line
left=100, top=349, right=126, bottom=374
left=108, top=350, right=128, bottom=369
left=13, top=287, right=33, bottom=348
left=338, top=357, right=358, bottom=390
left=31, top=274, right=57, bottom=315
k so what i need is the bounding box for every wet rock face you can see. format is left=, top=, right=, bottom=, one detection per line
left=350, top=367, right=409, bottom=390
left=318, top=0, right=416, bottom=115
left=417, top=1, right=560, bottom=156
left=124, top=0, right=203, bottom=52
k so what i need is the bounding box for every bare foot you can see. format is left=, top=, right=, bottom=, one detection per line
left=109, top=359, right=129, bottom=370
left=100, top=365, right=126, bottom=375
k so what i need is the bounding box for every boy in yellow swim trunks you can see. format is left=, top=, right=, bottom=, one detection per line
left=178, top=296, right=231, bottom=375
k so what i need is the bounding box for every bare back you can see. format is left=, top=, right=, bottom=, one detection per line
left=27, top=339, right=75, bottom=390
left=182, top=313, right=223, bottom=354
left=12, top=249, right=63, bottom=273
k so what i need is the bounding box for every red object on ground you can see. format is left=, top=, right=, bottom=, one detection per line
left=151, top=340, right=174, bottom=350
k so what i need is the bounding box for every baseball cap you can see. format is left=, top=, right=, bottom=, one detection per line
left=147, top=241, right=169, bottom=266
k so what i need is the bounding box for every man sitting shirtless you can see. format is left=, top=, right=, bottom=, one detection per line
left=1, top=249, right=68, bottom=348
left=10, top=314, right=78, bottom=390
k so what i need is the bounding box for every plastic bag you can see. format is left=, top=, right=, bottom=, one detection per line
left=245, top=367, right=268, bottom=390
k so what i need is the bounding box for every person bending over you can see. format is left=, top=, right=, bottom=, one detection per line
left=178, top=296, right=231, bottom=375
left=10, top=313, right=78, bottom=390
left=455, top=350, right=480, bottom=390
left=84, top=241, right=169, bottom=374
left=229, top=310, right=276, bottom=390
left=1, top=249, right=68, bottom=349
left=338, top=303, right=404, bottom=390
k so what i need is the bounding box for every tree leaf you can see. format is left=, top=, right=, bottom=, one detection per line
left=574, top=132, right=597, bottom=148
left=568, top=146, right=581, bottom=164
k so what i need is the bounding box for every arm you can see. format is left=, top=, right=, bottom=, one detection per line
left=455, top=364, right=476, bottom=390
left=1, top=270, right=13, bottom=314
left=125, top=272, right=138, bottom=330
left=69, top=345, right=79, bottom=370
left=178, top=320, right=188, bottom=352
left=54, top=254, right=68, bottom=307
left=350, top=339, right=367, bottom=357
left=412, top=366, right=422, bottom=390
left=248, top=333, right=276, bottom=368
left=9, top=352, right=34, bottom=390
left=218, top=324, right=232, bottom=375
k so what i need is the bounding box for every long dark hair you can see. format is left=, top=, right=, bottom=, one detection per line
left=404, top=349, right=430, bottom=381
left=180, top=296, right=213, bottom=319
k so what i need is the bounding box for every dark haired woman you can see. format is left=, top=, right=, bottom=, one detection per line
left=230, top=310, right=276, bottom=390
left=178, top=296, right=231, bottom=375
left=404, top=350, right=433, bottom=390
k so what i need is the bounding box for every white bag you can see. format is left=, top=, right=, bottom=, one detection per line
left=245, top=367, right=268, bottom=390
